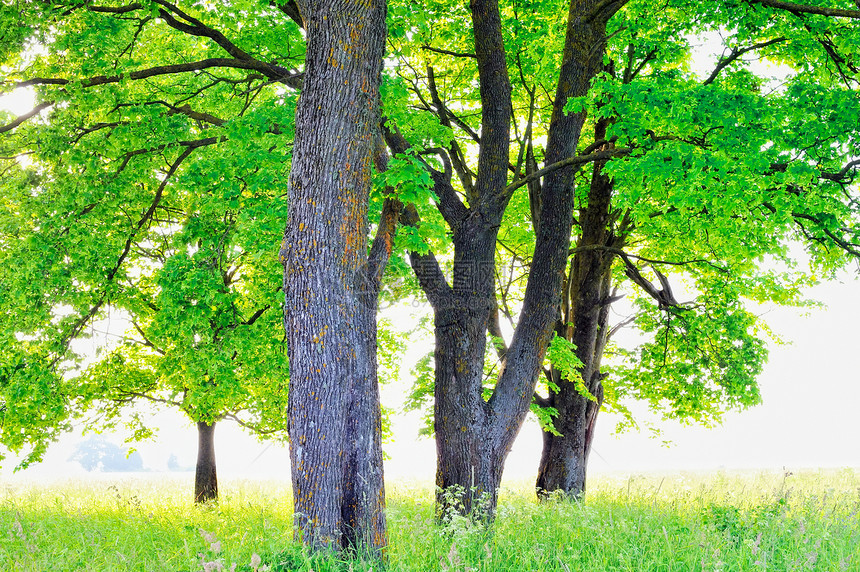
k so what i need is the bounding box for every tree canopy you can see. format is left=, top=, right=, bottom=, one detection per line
left=0, top=0, right=299, bottom=473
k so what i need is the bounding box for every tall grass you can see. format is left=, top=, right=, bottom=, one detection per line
left=2, top=470, right=858, bottom=571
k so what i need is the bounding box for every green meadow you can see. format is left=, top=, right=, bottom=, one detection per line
left=1, top=470, right=858, bottom=571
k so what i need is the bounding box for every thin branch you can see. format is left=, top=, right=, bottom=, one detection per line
left=421, top=45, right=477, bottom=59
left=51, top=146, right=196, bottom=367
left=505, top=148, right=630, bottom=195
left=791, top=211, right=860, bottom=257
left=570, top=244, right=729, bottom=273
left=607, top=315, right=636, bottom=340
left=130, top=320, right=166, bottom=355
left=122, top=390, right=183, bottom=408
left=115, top=136, right=221, bottom=173
left=163, top=102, right=226, bottom=126
left=703, top=37, right=789, bottom=86
left=628, top=47, right=659, bottom=82
left=221, top=412, right=285, bottom=435
left=71, top=121, right=123, bottom=143
left=427, top=65, right=476, bottom=199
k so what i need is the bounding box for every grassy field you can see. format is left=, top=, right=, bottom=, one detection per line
left=1, top=470, right=858, bottom=571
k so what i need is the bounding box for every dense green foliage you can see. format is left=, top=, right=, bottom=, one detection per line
left=2, top=471, right=858, bottom=570
left=0, top=0, right=304, bottom=467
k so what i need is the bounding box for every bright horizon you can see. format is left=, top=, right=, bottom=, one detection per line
left=4, top=270, right=859, bottom=486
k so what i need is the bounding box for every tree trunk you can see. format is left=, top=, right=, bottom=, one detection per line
left=280, top=0, right=388, bottom=554
left=406, top=0, right=614, bottom=520
left=433, top=228, right=504, bottom=518
left=194, top=421, right=218, bottom=503
left=536, top=134, right=622, bottom=498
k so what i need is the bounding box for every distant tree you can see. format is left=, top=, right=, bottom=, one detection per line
left=69, top=437, right=144, bottom=472
left=167, top=454, right=190, bottom=472
left=72, top=181, right=291, bottom=502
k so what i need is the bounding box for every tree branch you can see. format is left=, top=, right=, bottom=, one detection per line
left=703, top=37, right=789, bottom=86
left=51, top=146, right=196, bottom=367
left=221, top=412, right=286, bottom=435
left=383, top=120, right=468, bottom=231
left=505, top=148, right=630, bottom=195
left=470, top=0, right=513, bottom=205
left=243, top=305, right=271, bottom=327
left=149, top=0, right=251, bottom=60
left=570, top=244, right=729, bottom=273
left=367, top=130, right=403, bottom=289
left=421, top=45, right=477, bottom=59
left=583, top=0, right=629, bottom=23
left=821, top=158, right=860, bottom=182
left=131, top=320, right=166, bottom=355
left=270, top=0, right=304, bottom=28
left=770, top=159, right=860, bottom=183
left=427, top=65, right=478, bottom=200
left=623, top=263, right=681, bottom=309
left=87, top=3, right=143, bottom=14
left=400, top=204, right=453, bottom=309
left=0, top=101, right=54, bottom=134
left=164, top=102, right=226, bottom=126
left=12, top=58, right=301, bottom=91
left=121, top=390, right=183, bottom=408
left=115, top=136, right=222, bottom=174
left=533, top=390, right=551, bottom=409
left=488, top=297, right=509, bottom=363
left=791, top=211, right=860, bottom=257
left=748, top=0, right=860, bottom=18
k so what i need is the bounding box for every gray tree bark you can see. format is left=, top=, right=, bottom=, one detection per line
left=280, top=0, right=390, bottom=554
left=536, top=157, right=618, bottom=499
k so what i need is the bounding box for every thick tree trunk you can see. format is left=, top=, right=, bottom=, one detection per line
left=536, top=392, right=602, bottom=497
left=194, top=421, right=218, bottom=503
left=536, top=137, right=622, bottom=498
left=281, top=0, right=388, bottom=554
left=433, top=228, right=504, bottom=517
left=420, top=0, right=614, bottom=519
left=341, top=294, right=387, bottom=550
